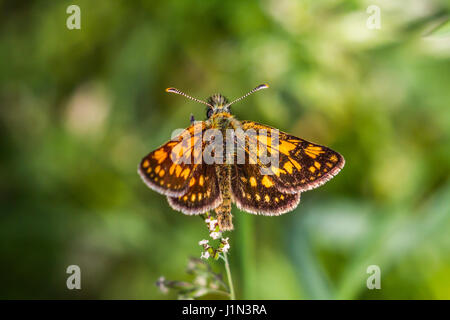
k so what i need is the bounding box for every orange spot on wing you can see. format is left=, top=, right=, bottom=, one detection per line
left=175, top=165, right=182, bottom=177
left=153, top=149, right=168, bottom=164
left=271, top=166, right=286, bottom=177
left=290, top=158, right=302, bottom=170
left=304, top=145, right=325, bottom=159
left=304, top=150, right=317, bottom=159
left=261, top=176, right=274, bottom=188
left=181, top=168, right=190, bottom=179
left=283, top=161, right=294, bottom=174
left=278, top=140, right=297, bottom=155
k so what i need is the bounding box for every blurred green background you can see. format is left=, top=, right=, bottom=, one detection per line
left=1, top=0, right=449, bottom=299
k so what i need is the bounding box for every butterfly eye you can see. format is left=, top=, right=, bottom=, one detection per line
left=206, top=108, right=213, bottom=118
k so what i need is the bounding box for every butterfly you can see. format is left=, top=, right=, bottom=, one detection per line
left=138, top=84, right=345, bottom=231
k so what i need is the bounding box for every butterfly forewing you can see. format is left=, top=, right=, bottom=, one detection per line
left=138, top=122, right=205, bottom=197
left=240, top=121, right=345, bottom=194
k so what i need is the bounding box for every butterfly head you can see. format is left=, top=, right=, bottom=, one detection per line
left=206, top=94, right=231, bottom=119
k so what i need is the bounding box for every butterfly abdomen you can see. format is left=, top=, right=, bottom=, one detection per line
left=215, top=164, right=233, bottom=231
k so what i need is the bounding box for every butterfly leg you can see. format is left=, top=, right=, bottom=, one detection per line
left=215, top=165, right=233, bottom=231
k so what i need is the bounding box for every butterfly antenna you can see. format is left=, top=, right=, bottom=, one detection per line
left=225, top=84, right=269, bottom=107
left=165, top=87, right=213, bottom=108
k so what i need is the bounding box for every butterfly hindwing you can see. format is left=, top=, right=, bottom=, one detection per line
left=230, top=164, right=301, bottom=216
left=240, top=121, right=345, bottom=194
left=168, top=164, right=222, bottom=215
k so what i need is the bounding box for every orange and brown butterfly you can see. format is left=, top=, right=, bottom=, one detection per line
left=138, top=84, right=345, bottom=231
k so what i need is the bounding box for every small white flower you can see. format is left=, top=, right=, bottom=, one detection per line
left=208, top=219, right=218, bottom=231
left=198, top=239, right=209, bottom=246
left=156, top=276, right=169, bottom=294
left=210, top=231, right=222, bottom=240
left=221, top=237, right=230, bottom=253
left=222, top=243, right=230, bottom=253
left=200, top=251, right=210, bottom=260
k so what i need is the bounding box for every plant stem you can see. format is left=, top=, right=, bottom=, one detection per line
left=238, top=213, right=255, bottom=298
left=223, top=252, right=236, bottom=300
